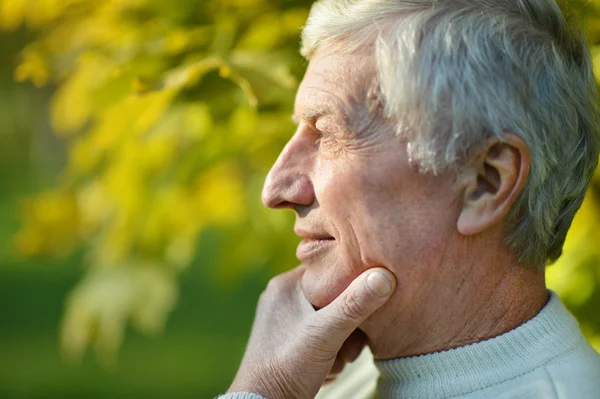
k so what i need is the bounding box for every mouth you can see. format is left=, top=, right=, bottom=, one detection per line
left=296, top=237, right=335, bottom=262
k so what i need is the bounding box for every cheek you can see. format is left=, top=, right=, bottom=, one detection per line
left=307, top=151, right=459, bottom=307
left=324, top=158, right=457, bottom=268
left=362, top=189, right=458, bottom=270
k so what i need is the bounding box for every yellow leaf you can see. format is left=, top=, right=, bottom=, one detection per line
left=132, top=90, right=176, bottom=135
left=163, top=57, right=223, bottom=90
left=237, top=14, right=283, bottom=51
left=25, top=0, right=64, bottom=27
left=219, top=64, right=232, bottom=78
left=560, top=191, right=598, bottom=254
left=69, top=135, right=103, bottom=175
left=163, top=28, right=192, bottom=55
left=165, top=235, right=196, bottom=269
left=77, top=181, right=113, bottom=236
left=51, top=69, right=93, bottom=135
left=215, top=0, right=266, bottom=9
left=141, top=135, right=177, bottom=174
left=14, top=48, right=50, bottom=87
left=60, top=264, right=177, bottom=365
left=229, top=106, right=259, bottom=140
left=588, top=334, right=600, bottom=354
left=194, top=164, right=246, bottom=226
left=0, top=0, right=28, bottom=31
left=548, top=191, right=600, bottom=305
left=592, top=47, right=600, bottom=85
left=281, top=9, right=309, bottom=34
left=229, top=50, right=297, bottom=89
left=182, top=102, right=213, bottom=140
left=13, top=227, right=46, bottom=257
left=13, top=191, right=80, bottom=257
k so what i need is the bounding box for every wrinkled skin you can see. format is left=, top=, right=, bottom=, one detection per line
left=228, top=267, right=395, bottom=399
left=262, top=48, right=461, bottom=351
left=229, top=46, right=547, bottom=398
left=230, top=47, right=458, bottom=396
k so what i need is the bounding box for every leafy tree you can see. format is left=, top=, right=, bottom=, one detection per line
left=1, top=0, right=599, bottom=365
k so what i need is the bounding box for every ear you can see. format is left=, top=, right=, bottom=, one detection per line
left=457, top=134, right=530, bottom=236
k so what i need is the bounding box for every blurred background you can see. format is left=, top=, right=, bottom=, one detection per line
left=0, top=0, right=599, bottom=398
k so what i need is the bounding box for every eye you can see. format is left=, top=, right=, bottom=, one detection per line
left=315, top=134, right=323, bottom=149
left=315, top=133, right=332, bottom=150
left=314, top=133, right=341, bottom=156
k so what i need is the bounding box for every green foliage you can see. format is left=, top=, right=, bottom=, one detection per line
left=2, top=0, right=310, bottom=365
left=2, top=0, right=600, bottom=364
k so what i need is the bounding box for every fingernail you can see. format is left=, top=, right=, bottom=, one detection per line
left=366, top=270, right=392, bottom=297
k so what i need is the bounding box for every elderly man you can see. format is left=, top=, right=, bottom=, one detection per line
left=219, top=0, right=600, bottom=398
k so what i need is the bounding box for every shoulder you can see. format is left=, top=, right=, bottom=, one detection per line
left=544, top=338, right=600, bottom=398
left=470, top=339, right=600, bottom=399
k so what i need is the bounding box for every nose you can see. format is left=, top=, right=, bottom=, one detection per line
left=262, top=132, right=315, bottom=210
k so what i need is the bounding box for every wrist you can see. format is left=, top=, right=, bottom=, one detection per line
left=228, top=362, right=310, bottom=399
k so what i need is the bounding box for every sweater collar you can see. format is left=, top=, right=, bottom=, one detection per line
left=374, top=291, right=582, bottom=399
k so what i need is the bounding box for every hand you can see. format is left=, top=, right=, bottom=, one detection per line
left=227, top=266, right=396, bottom=399
left=323, top=328, right=368, bottom=384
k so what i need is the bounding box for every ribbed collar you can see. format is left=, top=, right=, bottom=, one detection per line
left=374, top=291, right=583, bottom=399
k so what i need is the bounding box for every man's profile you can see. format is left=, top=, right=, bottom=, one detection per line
left=219, top=0, right=600, bottom=398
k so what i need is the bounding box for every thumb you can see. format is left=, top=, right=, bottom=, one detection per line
left=315, top=268, right=396, bottom=346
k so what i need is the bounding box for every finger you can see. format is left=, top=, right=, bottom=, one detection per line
left=315, top=268, right=396, bottom=346
left=328, top=356, right=346, bottom=377
left=323, top=375, right=339, bottom=385
left=338, top=329, right=367, bottom=363
left=325, top=331, right=367, bottom=384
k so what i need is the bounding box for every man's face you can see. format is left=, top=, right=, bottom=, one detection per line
left=262, top=48, right=462, bottom=322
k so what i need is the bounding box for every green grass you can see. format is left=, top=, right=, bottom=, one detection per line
left=0, top=257, right=270, bottom=399
left=0, top=331, right=247, bottom=398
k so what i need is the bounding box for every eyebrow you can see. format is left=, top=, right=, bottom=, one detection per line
left=291, top=108, right=332, bottom=126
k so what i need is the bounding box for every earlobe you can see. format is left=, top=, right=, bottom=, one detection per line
left=457, top=134, right=530, bottom=236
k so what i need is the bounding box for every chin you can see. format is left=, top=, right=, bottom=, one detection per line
left=300, top=268, right=355, bottom=310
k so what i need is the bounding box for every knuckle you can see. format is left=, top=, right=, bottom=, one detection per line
left=265, top=276, right=280, bottom=291
left=262, top=268, right=303, bottom=301
left=259, top=273, right=297, bottom=309
left=340, top=292, right=366, bottom=320
left=257, top=290, right=269, bottom=306
left=265, top=275, right=286, bottom=295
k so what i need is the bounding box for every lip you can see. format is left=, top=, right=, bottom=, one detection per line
left=296, top=237, right=335, bottom=262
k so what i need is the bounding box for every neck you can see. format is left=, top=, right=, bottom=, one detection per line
left=365, top=255, right=548, bottom=360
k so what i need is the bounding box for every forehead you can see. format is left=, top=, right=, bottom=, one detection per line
left=294, top=49, right=376, bottom=122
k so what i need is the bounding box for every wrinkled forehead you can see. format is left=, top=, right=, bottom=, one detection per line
left=293, top=48, right=378, bottom=125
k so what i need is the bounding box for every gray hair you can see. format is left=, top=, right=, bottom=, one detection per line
left=301, top=0, right=600, bottom=268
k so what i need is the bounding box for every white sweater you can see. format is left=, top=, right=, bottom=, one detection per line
left=221, top=291, right=600, bottom=398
